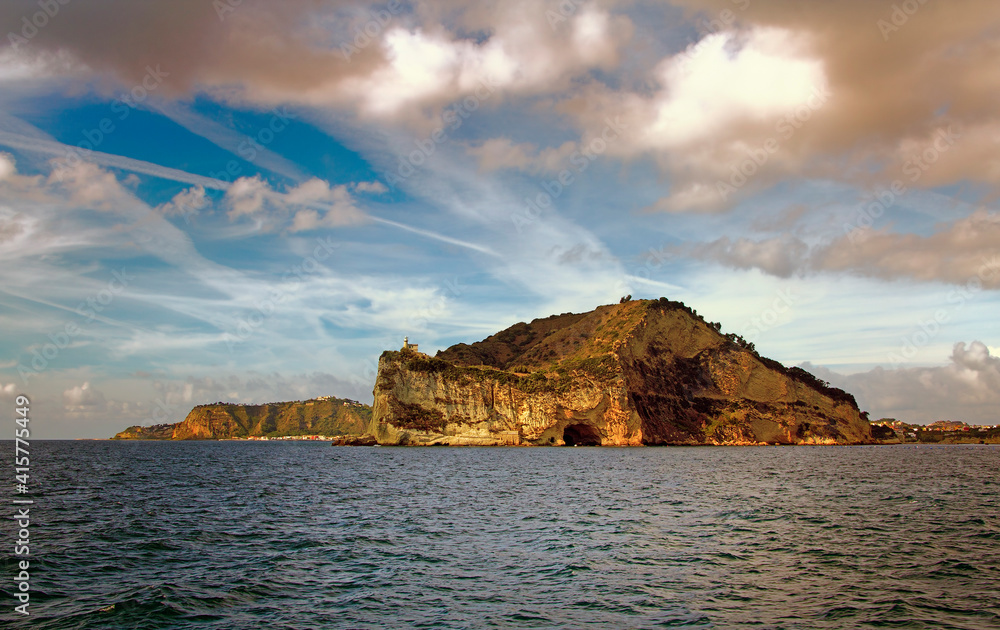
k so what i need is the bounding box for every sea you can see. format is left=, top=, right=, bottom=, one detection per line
left=4, top=441, right=1000, bottom=629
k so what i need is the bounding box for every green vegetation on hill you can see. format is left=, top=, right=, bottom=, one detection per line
left=381, top=348, right=612, bottom=395
left=915, top=427, right=1000, bottom=443
left=434, top=300, right=647, bottom=373
left=374, top=297, right=873, bottom=446
left=112, top=396, right=372, bottom=440
left=111, top=423, right=175, bottom=440
left=432, top=298, right=859, bottom=410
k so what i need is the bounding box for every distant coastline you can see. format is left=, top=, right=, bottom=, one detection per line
left=113, top=299, right=1000, bottom=446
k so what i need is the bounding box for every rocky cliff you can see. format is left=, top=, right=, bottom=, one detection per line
left=112, top=397, right=372, bottom=440
left=112, top=423, right=176, bottom=440
left=370, top=299, right=873, bottom=446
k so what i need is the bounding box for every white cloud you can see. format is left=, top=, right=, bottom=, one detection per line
left=340, top=6, right=629, bottom=121
left=353, top=180, right=388, bottom=194
left=813, top=341, right=1000, bottom=425
left=225, top=176, right=270, bottom=218
left=354, top=28, right=470, bottom=117
left=224, top=176, right=367, bottom=231
left=643, top=27, right=827, bottom=149
left=0, top=206, right=29, bottom=245
left=0, top=47, right=82, bottom=82
left=0, top=152, right=14, bottom=180
left=553, top=25, right=832, bottom=211
left=0, top=129, right=229, bottom=190
left=677, top=235, right=810, bottom=278
left=678, top=210, right=1000, bottom=289
left=63, top=382, right=107, bottom=412
left=49, top=161, right=133, bottom=209
left=651, top=182, right=725, bottom=213
left=156, top=185, right=207, bottom=219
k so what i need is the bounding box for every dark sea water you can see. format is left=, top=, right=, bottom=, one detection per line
left=4, top=442, right=1000, bottom=629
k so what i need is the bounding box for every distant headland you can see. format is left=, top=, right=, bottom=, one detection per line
left=112, top=396, right=371, bottom=441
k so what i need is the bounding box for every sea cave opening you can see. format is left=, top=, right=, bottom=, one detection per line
left=563, top=423, right=602, bottom=446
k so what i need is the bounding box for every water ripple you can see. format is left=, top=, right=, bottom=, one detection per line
left=17, top=442, right=1000, bottom=629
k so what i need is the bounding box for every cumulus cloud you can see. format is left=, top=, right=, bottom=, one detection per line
left=0, top=152, right=14, bottom=180
left=0, top=0, right=632, bottom=127
left=224, top=176, right=367, bottom=231
left=156, top=185, right=208, bottom=220
left=63, top=382, right=107, bottom=412
left=47, top=161, right=134, bottom=209
left=816, top=210, right=1000, bottom=288
left=674, top=235, right=810, bottom=278
left=642, top=27, right=826, bottom=149
left=563, top=24, right=834, bottom=210
left=0, top=158, right=156, bottom=263
left=811, top=341, right=1000, bottom=425
left=0, top=383, right=17, bottom=399
left=286, top=179, right=367, bottom=229
left=0, top=207, right=28, bottom=244
left=352, top=180, right=388, bottom=194
left=0, top=0, right=360, bottom=95
left=9, top=0, right=997, bottom=208
left=679, top=210, right=1000, bottom=289
left=339, top=5, right=631, bottom=123
left=640, top=0, right=1000, bottom=210
left=225, top=176, right=270, bottom=219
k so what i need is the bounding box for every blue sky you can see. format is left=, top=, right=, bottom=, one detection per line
left=1, top=0, right=998, bottom=437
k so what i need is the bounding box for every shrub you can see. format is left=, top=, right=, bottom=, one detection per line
left=391, top=401, right=447, bottom=432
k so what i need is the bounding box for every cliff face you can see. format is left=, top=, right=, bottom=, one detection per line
left=112, top=397, right=372, bottom=440
left=371, top=299, right=873, bottom=446
left=111, top=423, right=175, bottom=440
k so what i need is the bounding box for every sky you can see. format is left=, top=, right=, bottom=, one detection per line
left=1, top=0, right=998, bottom=438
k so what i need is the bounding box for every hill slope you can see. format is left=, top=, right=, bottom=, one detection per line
left=370, top=298, right=872, bottom=445
left=112, top=397, right=371, bottom=440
